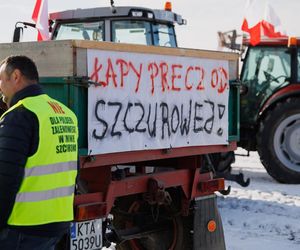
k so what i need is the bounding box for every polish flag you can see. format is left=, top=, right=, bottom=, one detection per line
left=241, top=0, right=287, bottom=45
left=32, top=0, right=50, bottom=41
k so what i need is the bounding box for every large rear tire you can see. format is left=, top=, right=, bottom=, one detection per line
left=257, top=97, right=300, bottom=183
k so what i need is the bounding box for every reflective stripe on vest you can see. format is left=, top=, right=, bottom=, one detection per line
left=16, top=185, right=75, bottom=202
left=4, top=94, right=78, bottom=226
left=24, top=160, right=77, bottom=178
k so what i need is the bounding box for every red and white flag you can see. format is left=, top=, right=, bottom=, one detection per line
left=241, top=0, right=287, bottom=45
left=32, top=0, right=50, bottom=41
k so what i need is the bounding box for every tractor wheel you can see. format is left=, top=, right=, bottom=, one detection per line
left=112, top=190, right=193, bottom=250
left=257, top=97, right=300, bottom=183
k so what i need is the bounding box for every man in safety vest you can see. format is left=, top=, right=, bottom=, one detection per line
left=0, top=55, right=78, bottom=249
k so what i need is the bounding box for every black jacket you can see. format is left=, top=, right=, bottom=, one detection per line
left=0, top=84, right=70, bottom=236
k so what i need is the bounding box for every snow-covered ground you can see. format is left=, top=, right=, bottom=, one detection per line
left=219, top=148, right=300, bottom=250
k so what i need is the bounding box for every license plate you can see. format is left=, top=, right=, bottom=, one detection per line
left=70, top=219, right=102, bottom=250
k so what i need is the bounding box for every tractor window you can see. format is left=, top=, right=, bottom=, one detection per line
left=297, top=50, right=300, bottom=81
left=153, top=23, right=176, bottom=47
left=112, top=20, right=152, bottom=45
left=240, top=46, right=290, bottom=122
left=242, top=47, right=290, bottom=86
left=111, top=20, right=176, bottom=47
left=54, top=21, right=104, bottom=41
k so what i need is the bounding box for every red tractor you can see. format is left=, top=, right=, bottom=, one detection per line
left=219, top=30, right=300, bottom=184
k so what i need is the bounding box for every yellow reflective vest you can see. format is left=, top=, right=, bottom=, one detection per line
left=1, top=94, right=78, bottom=226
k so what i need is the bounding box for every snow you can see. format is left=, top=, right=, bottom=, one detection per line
left=218, top=148, right=300, bottom=250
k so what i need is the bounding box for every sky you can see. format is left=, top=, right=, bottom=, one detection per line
left=0, top=0, right=300, bottom=50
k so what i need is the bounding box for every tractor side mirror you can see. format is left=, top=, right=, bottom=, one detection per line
left=13, top=27, right=23, bottom=42
left=13, top=22, right=37, bottom=42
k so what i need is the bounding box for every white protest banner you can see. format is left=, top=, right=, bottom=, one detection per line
left=87, top=49, right=229, bottom=155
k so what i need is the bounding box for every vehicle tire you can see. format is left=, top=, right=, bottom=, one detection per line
left=112, top=189, right=193, bottom=250
left=257, top=97, right=300, bottom=183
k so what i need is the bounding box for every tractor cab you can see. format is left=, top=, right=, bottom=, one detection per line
left=239, top=37, right=298, bottom=128
left=49, top=4, right=186, bottom=47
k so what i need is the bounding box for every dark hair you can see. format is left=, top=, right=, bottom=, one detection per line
left=1, top=55, right=39, bottom=82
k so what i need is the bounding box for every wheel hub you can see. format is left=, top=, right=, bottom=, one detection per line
left=274, top=114, right=300, bottom=172
left=282, top=120, right=300, bottom=163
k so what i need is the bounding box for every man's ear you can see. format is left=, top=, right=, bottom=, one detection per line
left=10, top=69, right=22, bottom=84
